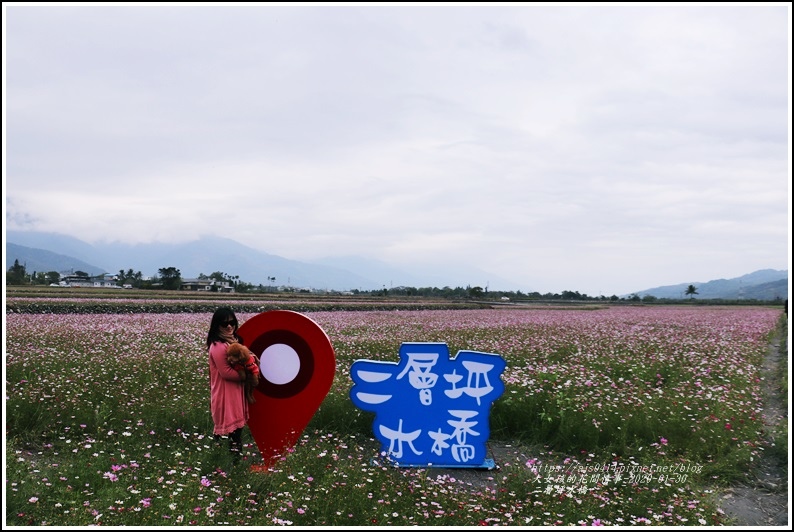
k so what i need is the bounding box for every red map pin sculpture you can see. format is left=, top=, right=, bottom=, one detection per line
left=237, top=310, right=336, bottom=470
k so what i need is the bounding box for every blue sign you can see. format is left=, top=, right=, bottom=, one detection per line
left=350, top=342, right=506, bottom=468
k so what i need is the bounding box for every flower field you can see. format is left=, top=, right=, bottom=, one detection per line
left=5, top=304, right=785, bottom=526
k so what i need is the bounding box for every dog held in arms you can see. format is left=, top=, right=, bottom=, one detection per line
left=226, top=343, right=260, bottom=404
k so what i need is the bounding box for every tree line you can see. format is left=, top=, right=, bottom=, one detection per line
left=5, top=260, right=618, bottom=298
left=7, top=261, right=222, bottom=291
left=2, top=260, right=584, bottom=297
left=7, top=260, right=784, bottom=306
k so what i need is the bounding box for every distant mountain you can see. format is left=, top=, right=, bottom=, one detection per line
left=6, top=243, right=107, bottom=277
left=6, top=230, right=788, bottom=298
left=634, top=269, right=788, bottom=301
left=5, top=230, right=524, bottom=291
left=739, top=279, right=789, bottom=301
left=6, top=232, right=98, bottom=263
left=6, top=231, right=383, bottom=291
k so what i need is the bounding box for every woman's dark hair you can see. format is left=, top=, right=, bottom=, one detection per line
left=205, top=307, right=243, bottom=348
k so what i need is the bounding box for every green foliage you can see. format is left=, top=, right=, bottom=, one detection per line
left=7, top=259, right=28, bottom=285
left=158, top=266, right=182, bottom=290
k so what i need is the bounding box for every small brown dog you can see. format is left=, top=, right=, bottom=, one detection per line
left=226, top=343, right=260, bottom=404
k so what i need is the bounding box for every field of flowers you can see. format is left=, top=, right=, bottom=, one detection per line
left=5, top=303, right=785, bottom=526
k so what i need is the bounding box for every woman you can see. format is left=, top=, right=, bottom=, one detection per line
left=206, top=307, right=248, bottom=456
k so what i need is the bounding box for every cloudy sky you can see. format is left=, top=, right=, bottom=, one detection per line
left=3, top=3, right=791, bottom=295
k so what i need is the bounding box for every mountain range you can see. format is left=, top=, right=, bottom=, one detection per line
left=634, top=270, right=788, bottom=301
left=5, top=231, right=520, bottom=292
left=5, top=230, right=789, bottom=299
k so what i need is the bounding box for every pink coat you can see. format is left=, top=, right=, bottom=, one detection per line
left=209, top=341, right=249, bottom=435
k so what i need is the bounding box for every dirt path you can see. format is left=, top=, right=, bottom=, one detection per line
left=716, top=322, right=789, bottom=526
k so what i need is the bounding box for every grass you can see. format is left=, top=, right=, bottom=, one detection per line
left=4, top=303, right=785, bottom=526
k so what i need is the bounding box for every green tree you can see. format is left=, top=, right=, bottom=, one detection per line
left=236, top=281, right=255, bottom=293
left=158, top=267, right=182, bottom=290
left=117, top=269, right=143, bottom=287
left=468, top=286, right=484, bottom=298
left=561, top=290, right=583, bottom=300
left=685, top=285, right=698, bottom=299
left=7, top=259, right=28, bottom=285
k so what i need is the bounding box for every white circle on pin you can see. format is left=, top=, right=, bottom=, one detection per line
left=260, top=343, right=300, bottom=385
